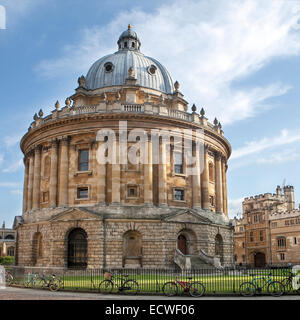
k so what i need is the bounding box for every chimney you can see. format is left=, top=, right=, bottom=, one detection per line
left=276, top=185, right=282, bottom=196
left=283, top=186, right=295, bottom=211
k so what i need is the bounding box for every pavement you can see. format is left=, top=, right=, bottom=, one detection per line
left=0, top=286, right=300, bottom=300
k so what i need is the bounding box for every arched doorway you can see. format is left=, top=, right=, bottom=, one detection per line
left=215, top=234, right=224, bottom=264
left=254, top=252, right=266, bottom=267
left=177, top=235, right=187, bottom=255
left=123, top=230, right=142, bottom=267
left=67, top=228, right=87, bottom=269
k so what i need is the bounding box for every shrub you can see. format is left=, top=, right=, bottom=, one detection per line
left=0, top=256, right=14, bottom=265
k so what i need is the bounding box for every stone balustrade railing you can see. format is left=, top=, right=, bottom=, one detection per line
left=29, top=102, right=223, bottom=136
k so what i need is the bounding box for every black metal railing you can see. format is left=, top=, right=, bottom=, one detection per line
left=4, top=265, right=300, bottom=296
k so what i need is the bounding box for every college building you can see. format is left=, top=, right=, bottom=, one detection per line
left=234, top=185, right=300, bottom=267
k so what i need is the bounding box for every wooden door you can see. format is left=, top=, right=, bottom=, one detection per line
left=177, top=235, right=187, bottom=255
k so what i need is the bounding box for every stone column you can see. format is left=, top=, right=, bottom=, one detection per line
left=222, top=160, right=228, bottom=215
left=215, top=152, right=223, bottom=213
left=49, top=139, right=58, bottom=207
left=59, top=137, right=69, bottom=207
left=32, top=146, right=42, bottom=210
left=201, top=145, right=210, bottom=209
left=111, top=136, right=120, bottom=204
left=97, top=141, right=106, bottom=204
left=158, top=137, right=168, bottom=206
left=22, top=157, right=29, bottom=213
left=27, top=152, right=34, bottom=211
left=192, top=142, right=201, bottom=209
left=144, top=138, right=153, bottom=205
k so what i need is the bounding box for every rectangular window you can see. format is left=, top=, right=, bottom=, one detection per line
left=271, top=222, right=277, bottom=228
left=242, top=255, right=245, bottom=262
left=78, top=149, right=89, bottom=171
left=277, top=237, right=286, bottom=248
left=174, top=189, right=184, bottom=201
left=254, top=215, right=259, bottom=223
left=174, top=152, right=183, bottom=174
left=280, top=253, right=285, bottom=261
left=285, top=220, right=290, bottom=226
left=239, top=226, right=244, bottom=232
left=260, top=231, right=263, bottom=241
left=127, top=185, right=138, bottom=198
left=250, top=231, right=254, bottom=242
left=294, top=237, right=297, bottom=245
left=42, top=191, right=49, bottom=203
left=77, top=187, right=88, bottom=199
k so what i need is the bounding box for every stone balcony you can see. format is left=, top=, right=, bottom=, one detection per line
left=29, top=101, right=224, bottom=136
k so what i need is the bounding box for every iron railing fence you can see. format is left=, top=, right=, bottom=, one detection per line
left=4, top=265, right=300, bottom=296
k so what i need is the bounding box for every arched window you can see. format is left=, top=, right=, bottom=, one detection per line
left=5, top=234, right=14, bottom=240
left=44, top=156, right=51, bottom=178
left=32, top=232, right=43, bottom=265
left=215, top=234, right=224, bottom=263
left=67, top=228, right=87, bottom=269
left=277, top=236, right=286, bottom=248
left=209, top=162, right=214, bottom=182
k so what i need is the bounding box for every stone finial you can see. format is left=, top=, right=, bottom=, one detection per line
left=191, top=104, right=197, bottom=113
left=65, top=97, right=71, bottom=107
left=200, top=108, right=205, bottom=117
left=55, top=100, right=60, bottom=111
left=159, top=94, right=164, bottom=104
left=213, top=117, right=219, bottom=126
left=38, top=109, right=43, bottom=118
left=128, top=67, right=134, bottom=78
left=218, top=121, right=222, bottom=129
left=78, top=75, right=86, bottom=87
left=2, top=221, right=5, bottom=229
left=174, top=81, right=180, bottom=91
left=33, top=113, right=38, bottom=121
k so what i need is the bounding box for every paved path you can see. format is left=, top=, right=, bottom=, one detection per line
left=0, top=286, right=300, bottom=300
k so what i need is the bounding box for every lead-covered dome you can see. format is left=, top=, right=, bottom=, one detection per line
left=85, top=25, right=175, bottom=94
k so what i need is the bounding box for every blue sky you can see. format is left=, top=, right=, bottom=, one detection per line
left=1, top=0, right=300, bottom=227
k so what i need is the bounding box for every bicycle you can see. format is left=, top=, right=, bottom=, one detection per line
left=98, top=272, right=139, bottom=294
left=24, top=272, right=38, bottom=288
left=5, top=271, right=14, bottom=285
left=239, top=273, right=284, bottom=297
left=162, top=276, right=205, bottom=297
left=35, top=273, right=62, bottom=292
left=281, top=271, right=300, bottom=294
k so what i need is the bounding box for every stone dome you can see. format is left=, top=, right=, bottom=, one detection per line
left=85, top=25, right=175, bottom=94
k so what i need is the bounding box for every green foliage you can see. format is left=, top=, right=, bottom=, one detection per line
left=0, top=256, right=14, bottom=265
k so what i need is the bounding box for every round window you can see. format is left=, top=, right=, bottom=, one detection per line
left=104, top=62, right=114, bottom=73
left=147, top=65, right=157, bottom=75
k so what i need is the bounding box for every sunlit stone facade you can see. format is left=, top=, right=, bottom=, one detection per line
left=15, top=26, right=234, bottom=269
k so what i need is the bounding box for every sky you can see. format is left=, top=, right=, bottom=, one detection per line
left=1, top=0, right=300, bottom=227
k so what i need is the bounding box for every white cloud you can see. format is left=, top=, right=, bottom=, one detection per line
left=36, top=0, right=300, bottom=124
left=3, top=135, right=22, bottom=148
left=231, top=129, right=300, bottom=159
left=228, top=198, right=244, bottom=218
left=2, top=159, right=23, bottom=173
left=257, top=149, right=300, bottom=165
left=10, top=189, right=23, bottom=196
left=0, top=182, right=22, bottom=188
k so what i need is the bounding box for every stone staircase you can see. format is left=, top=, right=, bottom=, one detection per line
left=174, top=248, right=223, bottom=270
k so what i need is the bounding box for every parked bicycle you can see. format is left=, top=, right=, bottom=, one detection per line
left=5, top=270, right=14, bottom=285
left=162, top=276, right=205, bottom=297
left=281, top=271, right=300, bottom=294
left=99, top=272, right=139, bottom=294
left=239, top=273, right=284, bottom=297
left=35, top=273, right=62, bottom=292
left=24, top=272, right=38, bottom=288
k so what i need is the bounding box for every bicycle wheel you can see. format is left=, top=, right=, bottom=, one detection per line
left=281, top=278, right=292, bottom=293
left=99, top=280, right=113, bottom=294
left=49, top=279, right=61, bottom=292
left=35, top=279, right=46, bottom=289
left=162, top=282, right=178, bottom=297
left=189, top=282, right=205, bottom=297
left=267, top=281, right=284, bottom=297
left=122, top=280, right=139, bottom=295
left=239, top=282, right=256, bottom=297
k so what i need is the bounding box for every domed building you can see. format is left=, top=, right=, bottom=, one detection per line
left=15, top=25, right=234, bottom=269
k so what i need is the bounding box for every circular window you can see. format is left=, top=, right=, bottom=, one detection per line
left=147, top=65, right=157, bottom=75
left=104, top=62, right=114, bottom=73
